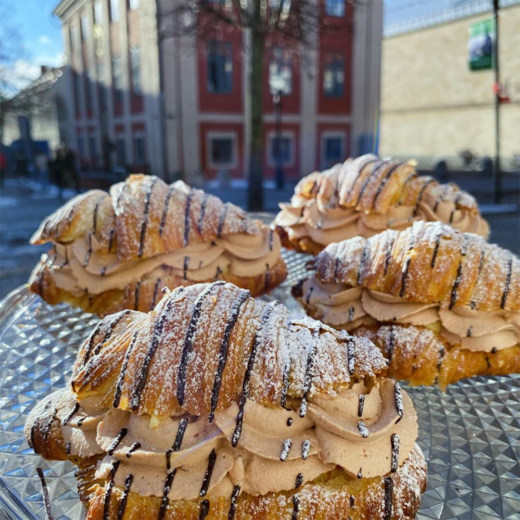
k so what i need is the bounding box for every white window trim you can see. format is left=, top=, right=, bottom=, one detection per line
left=267, top=130, right=295, bottom=168
left=321, top=130, right=347, bottom=168
left=207, top=131, right=238, bottom=170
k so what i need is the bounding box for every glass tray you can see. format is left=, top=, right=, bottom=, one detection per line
left=1, top=248, right=520, bottom=519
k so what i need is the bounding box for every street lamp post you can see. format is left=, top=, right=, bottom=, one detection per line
left=274, top=89, right=284, bottom=190
left=492, top=0, right=501, bottom=204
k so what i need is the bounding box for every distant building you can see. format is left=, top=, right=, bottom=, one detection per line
left=2, top=66, right=70, bottom=158
left=380, top=0, right=520, bottom=169
left=53, top=0, right=383, bottom=181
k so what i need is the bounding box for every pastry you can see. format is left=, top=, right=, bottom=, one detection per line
left=26, top=282, right=427, bottom=519
left=29, top=175, right=287, bottom=316
left=275, top=154, right=489, bottom=254
left=294, top=221, right=520, bottom=388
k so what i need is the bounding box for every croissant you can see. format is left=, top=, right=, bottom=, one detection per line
left=274, top=154, right=490, bottom=255
left=293, top=221, right=520, bottom=388
left=26, top=282, right=427, bottom=519
left=29, top=175, right=287, bottom=316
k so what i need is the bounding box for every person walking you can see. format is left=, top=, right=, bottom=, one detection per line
left=0, top=150, right=7, bottom=188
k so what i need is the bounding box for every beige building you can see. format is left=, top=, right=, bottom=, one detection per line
left=380, top=0, right=520, bottom=168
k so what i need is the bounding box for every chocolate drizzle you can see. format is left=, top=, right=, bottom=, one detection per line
left=166, top=417, right=189, bottom=469
left=102, top=460, right=120, bottom=520
left=217, top=203, right=229, bottom=238
left=151, top=278, right=162, bottom=310
left=134, top=281, right=141, bottom=310
left=108, top=227, right=115, bottom=254
left=107, top=428, right=128, bottom=455
left=183, top=256, right=190, bottom=280
left=232, top=302, right=278, bottom=447
left=358, top=394, right=365, bottom=418
left=280, top=439, right=293, bottom=461
left=138, top=178, right=157, bottom=258
left=291, top=494, right=300, bottom=520
left=126, top=441, right=141, bottom=458
left=371, top=162, right=401, bottom=210
left=117, top=474, right=133, bottom=520
left=384, top=234, right=395, bottom=276
left=391, top=433, right=400, bottom=473
left=399, top=228, right=416, bottom=297
left=158, top=469, right=177, bottom=520
left=413, top=178, right=436, bottom=216
left=357, top=468, right=362, bottom=479
left=383, top=476, right=394, bottom=520
left=84, top=233, right=93, bottom=267
left=430, top=231, right=442, bottom=269
left=301, top=440, right=311, bottom=460
left=268, top=228, right=274, bottom=251
left=183, top=190, right=193, bottom=247
left=197, top=193, right=209, bottom=234
left=130, top=290, right=185, bottom=411
left=387, top=325, right=396, bottom=364
left=358, top=421, right=369, bottom=438
left=228, top=485, right=241, bottom=519
left=159, top=186, right=174, bottom=237
left=62, top=402, right=79, bottom=426
left=347, top=337, right=355, bottom=375
left=199, top=500, right=210, bottom=520
left=65, top=442, right=71, bottom=454
left=36, top=467, right=55, bottom=520
left=177, top=282, right=225, bottom=406
left=295, top=473, right=304, bottom=488
left=113, top=331, right=140, bottom=408
left=501, top=255, right=513, bottom=309
left=93, top=195, right=104, bottom=233
left=299, top=327, right=320, bottom=418
left=200, top=449, right=217, bottom=497
left=449, top=261, right=464, bottom=310
left=280, top=356, right=292, bottom=409
left=287, top=417, right=293, bottom=427
left=355, top=161, right=386, bottom=206
left=305, top=286, right=314, bottom=305
left=357, top=243, right=369, bottom=285
left=209, top=290, right=250, bottom=422
left=394, top=383, right=404, bottom=423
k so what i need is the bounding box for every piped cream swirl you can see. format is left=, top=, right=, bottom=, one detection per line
left=302, top=278, right=520, bottom=353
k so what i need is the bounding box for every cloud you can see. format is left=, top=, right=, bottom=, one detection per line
left=38, top=35, right=51, bottom=44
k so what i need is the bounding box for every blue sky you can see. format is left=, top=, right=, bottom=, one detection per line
left=4, top=0, right=64, bottom=81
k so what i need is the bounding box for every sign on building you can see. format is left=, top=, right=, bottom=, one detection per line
left=468, top=18, right=494, bottom=71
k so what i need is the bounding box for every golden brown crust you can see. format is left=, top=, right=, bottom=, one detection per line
left=314, top=221, right=520, bottom=313
left=77, top=446, right=427, bottom=520
left=29, top=256, right=288, bottom=317
left=70, top=282, right=387, bottom=419
left=352, top=324, right=520, bottom=390
left=31, top=176, right=257, bottom=263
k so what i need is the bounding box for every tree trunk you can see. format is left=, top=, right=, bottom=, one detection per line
left=247, top=16, right=265, bottom=211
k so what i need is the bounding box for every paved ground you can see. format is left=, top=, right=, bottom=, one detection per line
left=1, top=179, right=519, bottom=301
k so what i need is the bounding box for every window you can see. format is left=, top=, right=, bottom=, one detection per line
left=207, top=42, right=232, bottom=94
left=322, top=134, right=345, bottom=167
left=207, top=133, right=236, bottom=169
left=78, top=136, right=86, bottom=158
left=323, top=52, right=345, bottom=98
left=81, top=15, right=89, bottom=40
left=117, top=138, right=126, bottom=164
left=94, top=1, right=103, bottom=24
left=269, top=48, right=292, bottom=95
left=134, top=136, right=146, bottom=164
left=88, top=136, right=98, bottom=159
left=110, top=0, right=120, bottom=22
left=129, top=0, right=140, bottom=10
left=268, top=133, right=294, bottom=167
left=325, top=0, right=345, bottom=17
left=112, top=56, right=123, bottom=103
left=130, top=47, right=141, bottom=94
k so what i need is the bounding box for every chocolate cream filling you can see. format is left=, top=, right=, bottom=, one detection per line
left=63, top=381, right=418, bottom=501
left=43, top=227, right=282, bottom=296
left=276, top=193, right=488, bottom=247
left=302, top=278, right=520, bottom=353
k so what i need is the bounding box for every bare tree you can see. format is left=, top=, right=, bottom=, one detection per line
left=157, top=0, right=354, bottom=210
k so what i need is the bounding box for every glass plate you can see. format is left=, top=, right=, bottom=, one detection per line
left=1, top=249, right=520, bottom=519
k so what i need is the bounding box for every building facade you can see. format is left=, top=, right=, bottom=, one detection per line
left=380, top=0, right=520, bottom=168
left=54, top=0, right=383, bottom=182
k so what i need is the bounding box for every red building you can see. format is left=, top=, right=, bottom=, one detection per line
left=54, top=0, right=383, bottom=181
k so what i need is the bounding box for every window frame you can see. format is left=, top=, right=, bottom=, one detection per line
left=267, top=130, right=295, bottom=168
left=321, top=130, right=347, bottom=169
left=130, top=47, right=142, bottom=95
left=207, top=41, right=233, bottom=94
left=206, top=131, right=237, bottom=170
left=80, top=14, right=89, bottom=40
left=325, top=0, right=345, bottom=18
